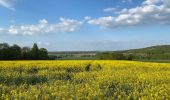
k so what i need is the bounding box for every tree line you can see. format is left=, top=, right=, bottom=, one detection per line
left=96, top=52, right=134, bottom=60
left=0, top=43, right=49, bottom=60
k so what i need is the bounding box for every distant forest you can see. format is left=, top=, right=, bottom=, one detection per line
left=0, top=43, right=49, bottom=60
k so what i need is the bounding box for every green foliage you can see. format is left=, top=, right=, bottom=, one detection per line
left=97, top=52, right=128, bottom=60
left=0, top=43, right=49, bottom=60
left=123, top=45, right=170, bottom=60
left=39, top=48, right=49, bottom=60
left=21, top=47, right=31, bottom=60
left=31, top=43, right=39, bottom=60
left=97, top=45, right=170, bottom=61
left=10, top=44, right=22, bottom=60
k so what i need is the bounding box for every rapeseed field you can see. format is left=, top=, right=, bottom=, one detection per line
left=0, top=60, right=170, bottom=99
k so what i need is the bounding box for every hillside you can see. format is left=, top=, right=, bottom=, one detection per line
left=49, top=45, right=170, bottom=61
left=116, top=45, right=170, bottom=62
left=95, top=45, right=170, bottom=62
left=122, top=45, right=170, bottom=54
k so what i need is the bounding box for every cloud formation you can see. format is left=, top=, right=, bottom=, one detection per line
left=0, top=0, right=15, bottom=10
left=88, top=0, right=170, bottom=28
left=0, top=18, right=83, bottom=35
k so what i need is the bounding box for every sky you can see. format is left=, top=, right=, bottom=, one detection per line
left=0, top=0, right=170, bottom=51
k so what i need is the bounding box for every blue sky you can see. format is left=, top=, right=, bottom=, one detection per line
left=0, top=0, right=170, bottom=51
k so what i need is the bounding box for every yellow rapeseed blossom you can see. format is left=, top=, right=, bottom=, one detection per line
left=0, top=60, right=169, bottom=99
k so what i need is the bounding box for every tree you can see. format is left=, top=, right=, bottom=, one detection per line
left=97, top=52, right=127, bottom=60
left=10, top=44, right=22, bottom=60
left=127, top=54, right=134, bottom=60
left=31, top=43, right=39, bottom=60
left=0, top=43, right=10, bottom=60
left=0, top=43, right=49, bottom=60
left=21, top=47, right=31, bottom=60
left=39, top=48, right=49, bottom=60
left=111, top=53, right=126, bottom=60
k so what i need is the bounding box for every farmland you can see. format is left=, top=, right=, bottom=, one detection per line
left=48, top=45, right=170, bottom=63
left=48, top=51, right=97, bottom=60
left=0, top=60, right=170, bottom=99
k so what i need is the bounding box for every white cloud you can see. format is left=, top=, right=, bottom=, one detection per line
left=0, top=18, right=83, bottom=35
left=88, top=16, right=115, bottom=28
left=0, top=0, right=15, bottom=10
left=103, top=8, right=117, bottom=12
left=88, top=0, right=170, bottom=28
left=0, top=28, right=4, bottom=32
left=142, top=0, right=162, bottom=5
left=122, top=0, right=132, bottom=3
left=39, top=19, right=48, bottom=24
left=84, top=16, right=91, bottom=20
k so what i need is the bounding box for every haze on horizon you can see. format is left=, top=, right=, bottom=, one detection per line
left=0, top=0, right=170, bottom=51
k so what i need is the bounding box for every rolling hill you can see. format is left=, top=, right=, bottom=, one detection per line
left=121, top=45, right=170, bottom=54
left=115, top=45, right=170, bottom=62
